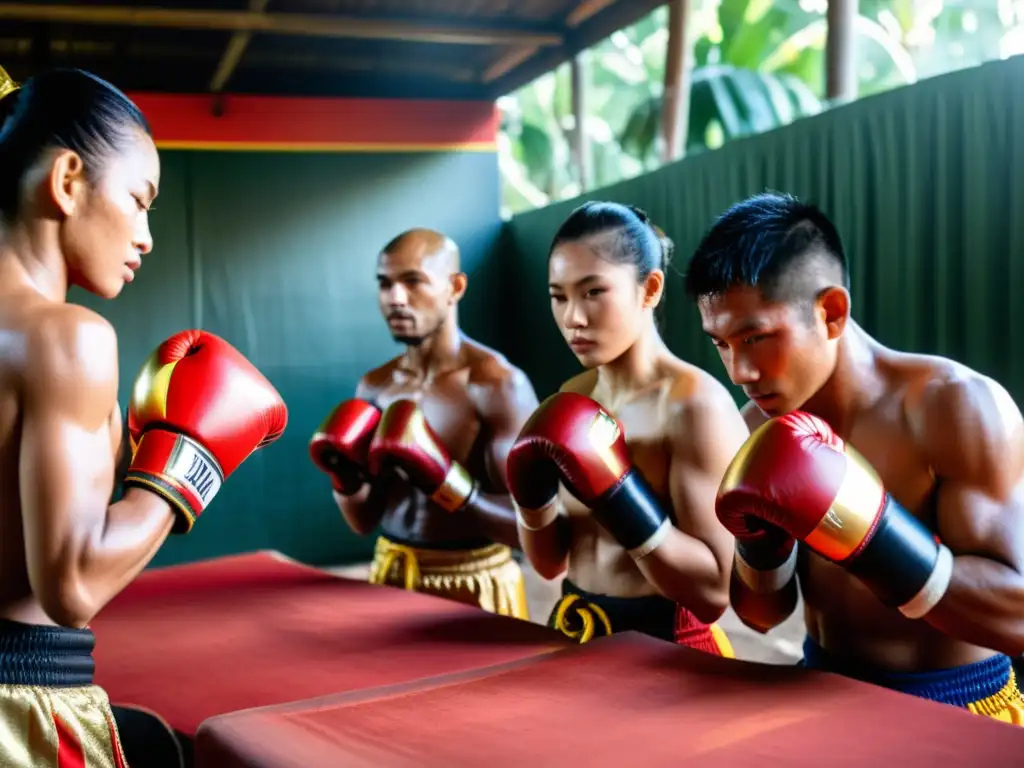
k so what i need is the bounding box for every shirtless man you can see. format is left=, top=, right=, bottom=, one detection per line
left=687, top=191, right=1024, bottom=722
left=0, top=66, right=285, bottom=765
left=504, top=202, right=748, bottom=651
left=310, top=229, right=539, bottom=618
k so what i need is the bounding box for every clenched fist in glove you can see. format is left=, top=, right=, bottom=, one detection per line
left=507, top=392, right=671, bottom=560
left=368, top=399, right=477, bottom=512
left=309, top=399, right=381, bottom=495
left=125, top=330, right=288, bottom=533
left=716, top=411, right=953, bottom=620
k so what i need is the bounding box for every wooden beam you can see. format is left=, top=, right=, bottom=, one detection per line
left=826, top=0, right=858, bottom=103
left=660, top=0, right=694, bottom=162
left=565, top=0, right=619, bottom=28
left=0, top=4, right=564, bottom=48
left=210, top=0, right=270, bottom=93
left=483, top=47, right=539, bottom=83
left=485, top=0, right=665, bottom=99
left=4, top=37, right=477, bottom=84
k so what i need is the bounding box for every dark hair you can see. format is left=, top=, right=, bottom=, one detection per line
left=684, top=192, right=848, bottom=302
left=549, top=201, right=674, bottom=281
left=0, top=67, right=151, bottom=219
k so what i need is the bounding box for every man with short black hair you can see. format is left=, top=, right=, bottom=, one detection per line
left=686, top=191, right=1024, bottom=723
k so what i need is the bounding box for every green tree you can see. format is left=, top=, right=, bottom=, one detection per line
left=499, top=0, right=1020, bottom=217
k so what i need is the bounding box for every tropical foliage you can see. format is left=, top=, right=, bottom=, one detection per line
left=499, top=0, right=1024, bottom=217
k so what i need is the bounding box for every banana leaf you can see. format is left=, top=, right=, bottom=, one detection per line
left=618, top=64, right=824, bottom=161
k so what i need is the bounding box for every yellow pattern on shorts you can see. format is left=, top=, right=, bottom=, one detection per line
left=0, top=683, right=126, bottom=767
left=369, top=534, right=530, bottom=620
left=967, top=667, right=1024, bottom=726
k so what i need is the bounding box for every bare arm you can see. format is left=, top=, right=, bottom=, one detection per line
left=334, top=379, right=391, bottom=535
left=910, top=376, right=1024, bottom=655
left=20, top=309, right=174, bottom=628
left=634, top=392, right=746, bottom=624
left=110, top=408, right=131, bottom=501
left=464, top=366, right=541, bottom=549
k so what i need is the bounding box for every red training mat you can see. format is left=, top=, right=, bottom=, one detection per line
left=90, top=551, right=567, bottom=736
left=196, top=631, right=1024, bottom=767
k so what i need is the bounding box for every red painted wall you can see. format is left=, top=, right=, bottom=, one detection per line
left=129, top=93, right=499, bottom=152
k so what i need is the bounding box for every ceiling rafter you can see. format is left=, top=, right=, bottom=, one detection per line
left=0, top=4, right=565, bottom=48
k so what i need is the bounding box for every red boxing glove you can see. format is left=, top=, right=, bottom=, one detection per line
left=507, top=392, right=670, bottom=559
left=309, top=399, right=381, bottom=495
left=125, top=330, right=288, bottom=533
left=717, top=412, right=953, bottom=620
left=368, top=400, right=477, bottom=512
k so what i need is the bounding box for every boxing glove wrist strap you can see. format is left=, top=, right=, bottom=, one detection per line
left=515, top=497, right=559, bottom=531
left=899, top=544, right=953, bottom=619
left=735, top=541, right=798, bottom=594
left=591, top=469, right=671, bottom=560
left=124, top=429, right=224, bottom=534
left=430, top=462, right=478, bottom=513
left=836, top=495, right=953, bottom=620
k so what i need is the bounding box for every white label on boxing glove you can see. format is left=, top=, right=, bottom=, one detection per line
left=167, top=436, right=224, bottom=511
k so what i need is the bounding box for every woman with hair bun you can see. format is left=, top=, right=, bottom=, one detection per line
left=507, top=201, right=749, bottom=653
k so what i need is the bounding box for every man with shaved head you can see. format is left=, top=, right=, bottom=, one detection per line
left=686, top=191, right=1024, bottom=722
left=310, top=228, right=539, bottom=618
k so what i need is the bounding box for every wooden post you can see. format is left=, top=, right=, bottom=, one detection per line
left=826, top=0, right=858, bottom=103
left=661, top=0, right=693, bottom=162
left=570, top=54, right=591, bottom=190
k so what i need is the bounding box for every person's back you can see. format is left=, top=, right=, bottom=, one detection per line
left=0, top=286, right=41, bottom=624
left=0, top=287, right=111, bottom=625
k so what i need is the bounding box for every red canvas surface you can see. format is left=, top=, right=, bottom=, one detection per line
left=196, top=631, right=1024, bottom=767
left=90, top=551, right=566, bottom=735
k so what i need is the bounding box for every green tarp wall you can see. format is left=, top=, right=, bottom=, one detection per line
left=500, top=56, right=1024, bottom=411
left=73, top=150, right=503, bottom=568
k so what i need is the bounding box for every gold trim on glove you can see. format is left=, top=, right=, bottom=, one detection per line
left=804, top=445, right=885, bottom=562
left=430, top=461, right=477, bottom=512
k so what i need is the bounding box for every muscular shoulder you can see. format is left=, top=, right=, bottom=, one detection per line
left=465, top=344, right=526, bottom=390
left=558, top=370, right=598, bottom=396
left=25, top=304, right=118, bottom=390
left=356, top=357, right=401, bottom=399
left=905, top=361, right=1024, bottom=498
left=465, top=345, right=537, bottom=420
left=666, top=367, right=748, bottom=452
